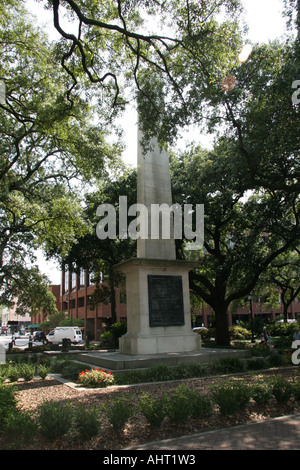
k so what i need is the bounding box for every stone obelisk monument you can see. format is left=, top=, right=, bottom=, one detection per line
left=136, top=130, right=176, bottom=261
left=115, top=129, right=201, bottom=355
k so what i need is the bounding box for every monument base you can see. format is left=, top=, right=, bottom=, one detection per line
left=69, top=348, right=251, bottom=373
left=119, top=332, right=201, bottom=355
left=115, top=258, right=201, bottom=356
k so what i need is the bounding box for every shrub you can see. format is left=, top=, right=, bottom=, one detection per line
left=171, top=363, right=208, bottom=380
left=269, top=322, right=300, bottom=338
left=211, top=379, right=251, bottom=416
left=7, top=364, right=22, bottom=382
left=145, top=365, right=179, bottom=382
left=37, top=400, right=74, bottom=440
left=247, top=343, right=273, bottom=358
left=77, top=368, right=115, bottom=388
left=0, top=363, right=9, bottom=383
left=200, top=328, right=216, bottom=342
left=62, top=362, right=91, bottom=381
left=106, top=398, right=134, bottom=433
left=110, top=321, right=127, bottom=341
left=229, top=325, right=252, bottom=340
left=270, top=376, right=293, bottom=404
left=164, top=385, right=192, bottom=423
left=74, top=404, right=101, bottom=440
left=0, top=385, right=17, bottom=428
left=273, top=336, right=292, bottom=350
left=19, top=363, right=36, bottom=381
left=99, top=331, right=115, bottom=349
left=99, top=322, right=127, bottom=349
left=250, top=382, right=272, bottom=405
left=139, top=394, right=166, bottom=429
left=4, top=409, right=37, bottom=445
left=246, top=357, right=269, bottom=371
left=182, top=363, right=209, bottom=378
left=48, top=357, right=67, bottom=373
left=38, top=364, right=50, bottom=380
left=211, top=358, right=247, bottom=374
left=291, top=379, right=300, bottom=401
left=115, top=369, right=145, bottom=385
left=267, top=353, right=285, bottom=368
left=6, top=363, right=37, bottom=382
left=188, top=391, right=213, bottom=419
left=115, top=362, right=210, bottom=385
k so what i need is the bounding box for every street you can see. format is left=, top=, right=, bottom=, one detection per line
left=0, top=334, right=44, bottom=351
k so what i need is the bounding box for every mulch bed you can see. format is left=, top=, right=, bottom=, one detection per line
left=1, top=367, right=300, bottom=450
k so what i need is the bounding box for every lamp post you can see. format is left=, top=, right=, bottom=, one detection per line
left=248, top=293, right=255, bottom=343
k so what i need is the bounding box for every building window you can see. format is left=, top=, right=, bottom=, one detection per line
left=64, top=270, right=69, bottom=293
left=71, top=271, right=77, bottom=291
left=88, top=271, right=95, bottom=286
left=87, top=271, right=103, bottom=286
left=79, top=268, right=85, bottom=288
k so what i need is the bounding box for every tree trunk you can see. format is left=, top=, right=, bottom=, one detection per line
left=214, top=302, right=230, bottom=346
left=283, top=305, right=289, bottom=322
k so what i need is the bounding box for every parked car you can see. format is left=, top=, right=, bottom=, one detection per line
left=33, top=331, right=46, bottom=342
left=46, top=327, right=82, bottom=345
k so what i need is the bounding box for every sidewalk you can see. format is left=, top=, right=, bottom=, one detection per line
left=126, top=414, right=300, bottom=450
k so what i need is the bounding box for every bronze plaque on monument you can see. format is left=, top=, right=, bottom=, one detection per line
left=148, top=275, right=185, bottom=327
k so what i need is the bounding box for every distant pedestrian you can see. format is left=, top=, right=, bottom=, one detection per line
left=40, top=331, right=46, bottom=344
left=259, top=334, right=264, bottom=345
left=293, top=330, right=300, bottom=341
left=267, top=334, right=273, bottom=347
left=263, top=326, right=268, bottom=344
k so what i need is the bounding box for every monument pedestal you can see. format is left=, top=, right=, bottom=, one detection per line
left=115, top=258, right=201, bottom=355
left=114, top=129, right=201, bottom=356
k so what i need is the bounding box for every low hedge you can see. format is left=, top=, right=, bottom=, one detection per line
left=2, top=374, right=300, bottom=448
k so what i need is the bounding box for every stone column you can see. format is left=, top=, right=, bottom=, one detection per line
left=137, top=129, right=176, bottom=260
left=115, top=128, right=201, bottom=355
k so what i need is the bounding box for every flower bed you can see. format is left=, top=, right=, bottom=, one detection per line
left=77, top=368, right=115, bottom=388
left=1, top=367, right=299, bottom=450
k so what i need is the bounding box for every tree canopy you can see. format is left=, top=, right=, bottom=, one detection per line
left=171, top=137, right=299, bottom=345
left=0, top=1, right=122, bottom=314
left=35, top=0, right=245, bottom=145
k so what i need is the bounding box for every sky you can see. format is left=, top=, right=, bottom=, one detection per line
left=24, top=0, right=289, bottom=284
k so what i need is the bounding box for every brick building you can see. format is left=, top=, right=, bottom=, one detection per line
left=60, top=266, right=126, bottom=340
left=31, top=266, right=126, bottom=340
left=193, top=298, right=300, bottom=328
left=31, top=267, right=300, bottom=339
left=1, top=301, right=31, bottom=334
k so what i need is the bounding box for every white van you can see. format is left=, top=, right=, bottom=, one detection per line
left=46, top=327, right=82, bottom=345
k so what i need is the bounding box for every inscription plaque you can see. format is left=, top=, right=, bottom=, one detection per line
left=148, top=275, right=184, bottom=327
